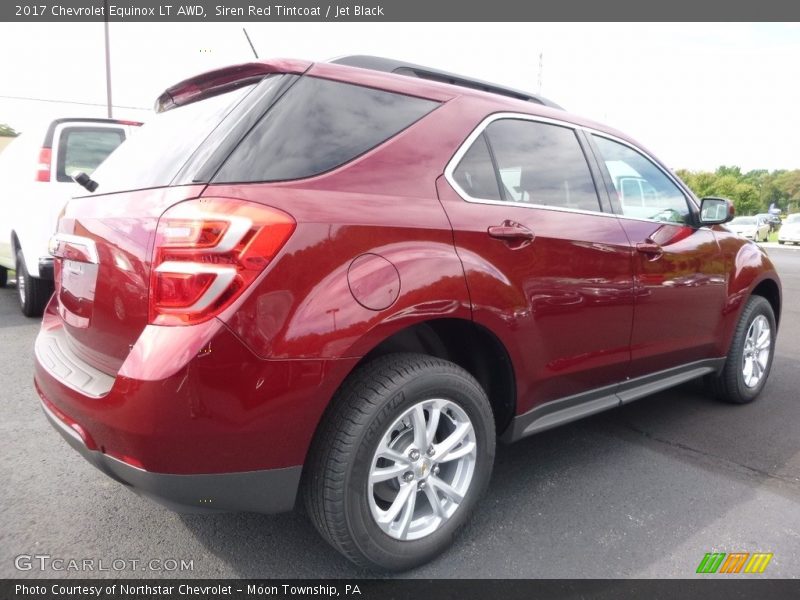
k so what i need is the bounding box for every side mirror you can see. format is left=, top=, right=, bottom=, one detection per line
left=699, top=197, right=734, bottom=225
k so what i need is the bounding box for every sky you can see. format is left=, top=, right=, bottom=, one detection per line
left=0, top=22, right=798, bottom=171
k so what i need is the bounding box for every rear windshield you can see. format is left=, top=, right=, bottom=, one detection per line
left=213, top=77, right=440, bottom=183
left=90, top=83, right=260, bottom=195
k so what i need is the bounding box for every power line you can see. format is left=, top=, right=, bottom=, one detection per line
left=0, top=94, right=151, bottom=111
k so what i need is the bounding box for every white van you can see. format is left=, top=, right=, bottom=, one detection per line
left=0, top=118, right=141, bottom=316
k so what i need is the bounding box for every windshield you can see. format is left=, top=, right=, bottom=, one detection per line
left=786, top=214, right=800, bottom=224
left=90, top=83, right=257, bottom=195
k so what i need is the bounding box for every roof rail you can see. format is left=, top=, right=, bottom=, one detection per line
left=329, top=55, right=562, bottom=110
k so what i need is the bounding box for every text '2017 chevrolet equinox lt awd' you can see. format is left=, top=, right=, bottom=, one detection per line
left=34, top=56, right=781, bottom=571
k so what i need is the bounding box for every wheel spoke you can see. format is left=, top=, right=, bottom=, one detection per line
left=376, top=445, right=411, bottom=468
left=438, top=440, right=476, bottom=463
left=743, top=357, right=754, bottom=385
left=425, top=403, right=441, bottom=447
left=756, top=330, right=770, bottom=351
left=411, top=404, right=427, bottom=451
left=434, top=422, right=472, bottom=459
left=370, top=463, right=408, bottom=484
left=429, top=475, right=464, bottom=503
left=750, top=318, right=761, bottom=344
left=378, top=482, right=414, bottom=525
left=752, top=357, right=762, bottom=381
left=396, top=486, right=417, bottom=538
left=424, top=485, right=445, bottom=519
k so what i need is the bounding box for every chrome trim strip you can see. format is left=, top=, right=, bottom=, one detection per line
left=35, top=327, right=115, bottom=398
left=585, top=128, right=701, bottom=211
left=442, top=111, right=700, bottom=219
left=48, top=233, right=99, bottom=264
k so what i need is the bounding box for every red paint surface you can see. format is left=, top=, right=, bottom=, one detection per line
left=34, top=59, right=781, bottom=476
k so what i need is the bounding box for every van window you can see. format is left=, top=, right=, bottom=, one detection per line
left=56, top=127, right=125, bottom=182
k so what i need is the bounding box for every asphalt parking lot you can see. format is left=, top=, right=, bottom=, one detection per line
left=1, top=249, right=799, bottom=579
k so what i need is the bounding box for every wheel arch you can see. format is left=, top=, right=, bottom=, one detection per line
left=751, top=276, right=781, bottom=327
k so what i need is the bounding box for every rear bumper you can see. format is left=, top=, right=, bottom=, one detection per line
left=33, top=298, right=360, bottom=514
left=40, top=397, right=301, bottom=513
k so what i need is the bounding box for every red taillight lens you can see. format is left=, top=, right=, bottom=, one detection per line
left=36, top=147, right=52, bottom=182
left=149, top=198, right=296, bottom=326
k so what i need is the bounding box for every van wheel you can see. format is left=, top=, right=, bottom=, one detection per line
left=0, top=266, right=6, bottom=288
left=707, top=295, right=776, bottom=404
left=16, top=250, right=53, bottom=317
left=305, top=353, right=495, bottom=571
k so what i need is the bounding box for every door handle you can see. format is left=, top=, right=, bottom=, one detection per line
left=487, top=221, right=535, bottom=242
left=636, top=241, right=663, bottom=259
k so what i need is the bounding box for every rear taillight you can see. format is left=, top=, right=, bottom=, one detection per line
left=149, top=198, right=296, bottom=326
left=36, top=147, right=52, bottom=182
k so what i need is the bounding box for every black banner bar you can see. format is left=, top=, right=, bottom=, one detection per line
left=2, top=580, right=800, bottom=600
left=3, top=0, right=800, bottom=22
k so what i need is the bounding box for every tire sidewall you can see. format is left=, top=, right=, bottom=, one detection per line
left=342, top=368, right=495, bottom=571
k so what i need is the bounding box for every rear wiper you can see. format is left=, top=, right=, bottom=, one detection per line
left=72, top=171, right=99, bottom=193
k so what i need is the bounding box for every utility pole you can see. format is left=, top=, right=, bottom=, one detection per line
left=103, top=0, right=112, bottom=117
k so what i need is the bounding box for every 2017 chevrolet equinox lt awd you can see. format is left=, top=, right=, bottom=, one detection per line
left=34, top=56, right=781, bottom=571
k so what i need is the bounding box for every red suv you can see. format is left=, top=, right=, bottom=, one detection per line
left=34, top=56, right=781, bottom=571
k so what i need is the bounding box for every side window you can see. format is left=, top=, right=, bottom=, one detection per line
left=484, top=119, right=601, bottom=211
left=593, top=135, right=691, bottom=224
left=452, top=133, right=501, bottom=201
left=214, top=77, right=439, bottom=183
left=56, top=127, right=125, bottom=182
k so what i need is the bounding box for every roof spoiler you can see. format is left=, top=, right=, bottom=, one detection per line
left=330, top=55, right=562, bottom=110
left=154, top=59, right=311, bottom=113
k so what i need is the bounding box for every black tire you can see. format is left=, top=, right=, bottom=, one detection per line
left=0, top=266, right=7, bottom=288
left=16, top=250, right=53, bottom=317
left=778, top=240, right=785, bottom=245
left=304, top=353, right=495, bottom=571
left=707, top=295, right=776, bottom=404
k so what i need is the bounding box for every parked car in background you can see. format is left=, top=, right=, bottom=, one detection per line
left=756, top=212, right=781, bottom=234
left=34, top=57, right=781, bottom=571
left=778, top=213, right=800, bottom=245
left=765, top=213, right=782, bottom=232
left=727, top=215, right=770, bottom=242
left=0, top=118, right=141, bottom=316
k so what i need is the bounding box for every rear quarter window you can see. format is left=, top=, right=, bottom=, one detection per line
left=213, top=76, right=440, bottom=183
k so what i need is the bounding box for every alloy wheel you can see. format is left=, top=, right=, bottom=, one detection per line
left=742, top=314, right=771, bottom=388
left=367, top=398, right=477, bottom=541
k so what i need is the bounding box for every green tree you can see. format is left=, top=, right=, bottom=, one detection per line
left=0, top=123, right=19, bottom=137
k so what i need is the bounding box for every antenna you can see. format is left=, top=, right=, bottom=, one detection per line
left=537, top=52, right=543, bottom=95
left=242, top=28, right=259, bottom=59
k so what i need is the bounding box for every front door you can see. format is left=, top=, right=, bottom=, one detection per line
left=588, top=133, right=728, bottom=378
left=438, top=116, right=635, bottom=415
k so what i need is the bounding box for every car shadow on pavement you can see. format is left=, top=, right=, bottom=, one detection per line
left=177, top=361, right=800, bottom=578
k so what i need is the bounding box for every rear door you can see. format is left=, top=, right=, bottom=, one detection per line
left=588, top=133, right=728, bottom=377
left=437, top=115, right=635, bottom=415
